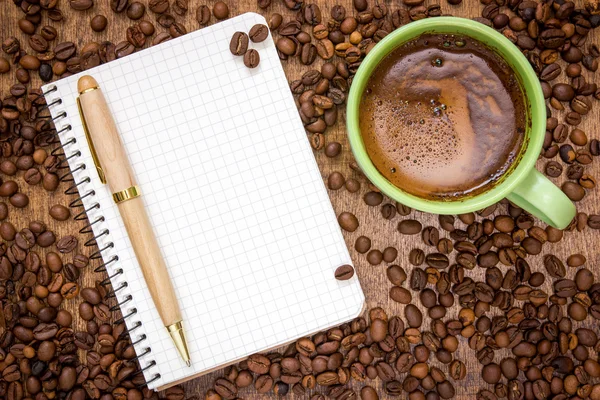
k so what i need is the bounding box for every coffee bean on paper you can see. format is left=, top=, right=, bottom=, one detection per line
left=230, top=32, right=249, bottom=56
left=334, top=264, right=355, bottom=280
left=243, top=49, right=260, bottom=68
left=249, top=24, right=269, bottom=43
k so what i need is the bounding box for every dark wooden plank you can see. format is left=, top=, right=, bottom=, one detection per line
left=1, top=0, right=599, bottom=398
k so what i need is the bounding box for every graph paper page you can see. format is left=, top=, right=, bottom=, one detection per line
left=43, top=13, right=364, bottom=389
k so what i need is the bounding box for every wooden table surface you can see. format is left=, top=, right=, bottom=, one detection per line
left=1, top=0, right=599, bottom=398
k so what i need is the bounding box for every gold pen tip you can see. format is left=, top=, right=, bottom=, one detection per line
left=186, top=360, right=191, bottom=367
left=78, top=75, right=99, bottom=94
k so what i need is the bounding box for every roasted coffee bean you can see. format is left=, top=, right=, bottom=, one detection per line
left=338, top=212, right=359, bottom=232
left=0, top=203, right=8, bottom=220
left=559, top=144, right=576, bottom=164
left=115, top=41, right=135, bottom=58
left=390, top=286, right=411, bottom=304
left=405, top=304, right=422, bottom=328
left=244, top=49, right=260, bottom=68
left=149, top=0, right=169, bottom=13
left=421, top=226, right=439, bottom=246
left=213, top=1, right=229, bottom=19
left=56, top=235, right=78, bottom=253
left=18, top=19, right=36, bottom=35
left=277, top=37, right=297, bottom=55
left=562, top=181, right=585, bottom=201
left=19, top=55, right=40, bottom=71
left=137, top=20, right=155, bottom=36
left=214, top=378, right=237, bottom=398
left=127, top=25, right=146, bottom=47
left=196, top=5, right=211, bottom=25
left=565, top=111, right=582, bottom=126
left=0, top=58, right=10, bottom=74
left=366, top=249, right=383, bottom=265
left=567, top=253, right=586, bottom=268
left=382, top=247, right=397, bottom=263
left=410, top=268, right=427, bottom=291
left=387, top=265, right=407, bottom=286
left=39, top=63, right=53, bottom=82
left=570, top=128, right=587, bottom=146
left=335, top=264, right=354, bottom=281
left=540, top=63, right=561, bottom=81
left=249, top=24, right=269, bottom=43
left=545, top=161, right=563, bottom=177
left=426, top=253, right=449, bottom=269
left=566, top=164, right=584, bottom=180
left=571, top=95, right=591, bottom=115
left=158, top=14, right=176, bottom=29
left=398, top=219, right=422, bottom=235
left=49, top=204, right=70, bottom=221
left=354, top=236, right=371, bottom=254
left=552, top=83, right=575, bottom=101
left=10, top=193, right=29, bottom=208
left=381, top=203, right=396, bottom=220
left=29, top=35, right=49, bottom=52
left=544, top=254, right=566, bottom=278
left=363, top=191, right=383, bottom=206
left=304, top=4, right=322, bottom=25
left=408, top=249, right=424, bottom=266
left=327, top=171, right=345, bottom=190
left=69, top=0, right=93, bottom=11
left=127, top=2, right=145, bottom=19
left=354, top=0, right=368, bottom=11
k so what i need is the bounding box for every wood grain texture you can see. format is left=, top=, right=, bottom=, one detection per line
left=1, top=0, right=599, bottom=398
left=78, top=83, right=136, bottom=191
left=117, top=198, right=182, bottom=326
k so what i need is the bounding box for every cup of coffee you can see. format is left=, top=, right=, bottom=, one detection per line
left=347, top=17, right=576, bottom=229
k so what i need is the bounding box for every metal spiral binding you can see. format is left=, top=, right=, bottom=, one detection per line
left=42, top=85, right=161, bottom=386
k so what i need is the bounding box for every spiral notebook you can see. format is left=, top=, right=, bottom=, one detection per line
left=42, top=13, right=364, bottom=390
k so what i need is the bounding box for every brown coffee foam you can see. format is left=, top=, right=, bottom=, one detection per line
left=360, top=34, right=525, bottom=199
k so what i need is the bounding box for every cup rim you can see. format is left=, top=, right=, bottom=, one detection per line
left=346, top=17, right=546, bottom=214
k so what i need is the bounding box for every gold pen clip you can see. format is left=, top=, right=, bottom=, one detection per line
left=77, top=95, right=107, bottom=184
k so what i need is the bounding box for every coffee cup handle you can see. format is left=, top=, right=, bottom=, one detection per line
left=506, top=169, right=576, bottom=229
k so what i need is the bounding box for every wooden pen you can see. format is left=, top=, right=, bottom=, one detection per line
left=77, top=75, right=191, bottom=367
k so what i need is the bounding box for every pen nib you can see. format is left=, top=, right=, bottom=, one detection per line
left=167, top=321, right=191, bottom=367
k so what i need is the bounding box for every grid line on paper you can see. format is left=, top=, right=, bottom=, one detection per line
left=42, top=13, right=364, bottom=390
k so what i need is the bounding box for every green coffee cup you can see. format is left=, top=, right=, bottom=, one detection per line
left=347, top=17, right=576, bottom=229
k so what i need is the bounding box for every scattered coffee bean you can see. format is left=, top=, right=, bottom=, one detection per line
left=127, top=2, right=146, bottom=20
left=243, top=49, right=260, bottom=68
left=338, top=212, right=358, bottom=232
left=355, top=236, right=371, bottom=253
left=562, top=181, right=585, bottom=201
left=327, top=171, right=345, bottom=190
left=366, top=249, right=383, bottom=265
left=213, top=1, right=229, bottom=19
left=230, top=32, right=249, bottom=56
left=334, top=264, right=355, bottom=280
left=196, top=5, right=211, bottom=25
left=325, top=142, right=341, bottom=158
left=249, top=24, right=269, bottom=43
left=49, top=204, right=70, bottom=221
left=398, top=219, right=422, bottom=235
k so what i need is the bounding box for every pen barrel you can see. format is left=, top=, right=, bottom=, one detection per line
left=118, top=198, right=182, bottom=326
left=79, top=86, right=182, bottom=327
left=78, top=88, right=136, bottom=193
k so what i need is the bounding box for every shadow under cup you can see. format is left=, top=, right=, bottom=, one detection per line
left=347, top=17, right=549, bottom=216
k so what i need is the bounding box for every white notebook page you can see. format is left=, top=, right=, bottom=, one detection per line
left=43, top=13, right=364, bottom=390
